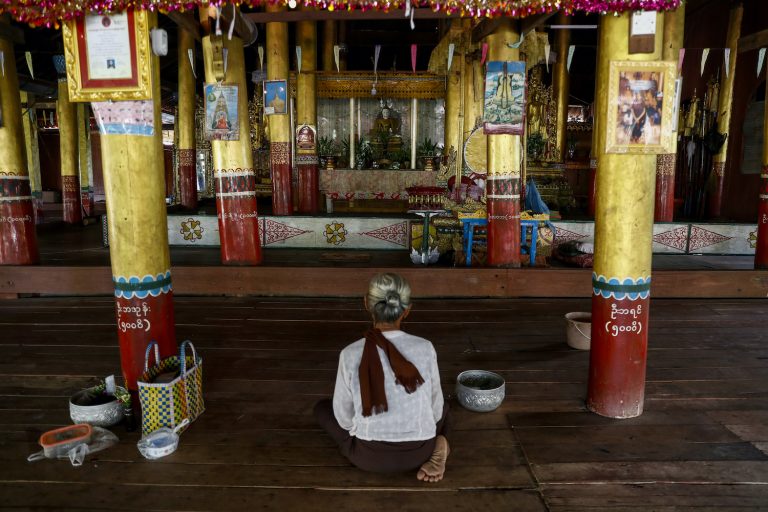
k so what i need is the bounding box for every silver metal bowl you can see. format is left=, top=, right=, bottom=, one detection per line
left=69, top=387, right=126, bottom=427
left=455, top=370, right=505, bottom=412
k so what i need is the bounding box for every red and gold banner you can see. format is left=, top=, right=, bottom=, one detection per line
left=0, top=175, right=38, bottom=264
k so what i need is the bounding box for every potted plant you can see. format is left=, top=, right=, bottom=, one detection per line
left=526, top=133, right=545, bottom=161
left=355, top=137, right=373, bottom=169
left=416, top=137, right=439, bottom=171
left=318, top=137, right=340, bottom=170
left=387, top=148, right=409, bottom=170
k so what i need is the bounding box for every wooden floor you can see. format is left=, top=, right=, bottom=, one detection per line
left=2, top=296, right=768, bottom=510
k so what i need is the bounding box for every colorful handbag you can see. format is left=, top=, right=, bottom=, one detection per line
left=137, top=340, right=204, bottom=436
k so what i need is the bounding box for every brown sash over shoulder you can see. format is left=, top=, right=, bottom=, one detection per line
left=359, top=328, right=425, bottom=417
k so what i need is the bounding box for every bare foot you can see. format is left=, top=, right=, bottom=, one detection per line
left=417, top=435, right=450, bottom=483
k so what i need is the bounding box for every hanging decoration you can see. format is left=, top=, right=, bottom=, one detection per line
left=677, top=48, right=685, bottom=73
left=0, top=1, right=684, bottom=29
left=758, top=48, right=766, bottom=77
left=507, top=30, right=525, bottom=49
left=404, top=0, right=415, bottom=30
left=0, top=51, right=4, bottom=77
left=544, top=43, right=550, bottom=73
left=296, top=46, right=302, bottom=74
left=258, top=45, right=264, bottom=69
left=566, top=45, right=575, bottom=72
left=447, top=43, right=455, bottom=72
left=25, top=51, right=33, bottom=79
left=700, top=48, right=709, bottom=77
left=188, top=48, right=196, bottom=79
left=333, top=44, right=340, bottom=72
left=411, top=44, right=417, bottom=73
left=481, top=43, right=489, bottom=66
left=372, top=45, right=381, bottom=95
left=723, top=48, right=731, bottom=79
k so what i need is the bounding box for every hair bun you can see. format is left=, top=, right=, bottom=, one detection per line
left=385, top=292, right=401, bottom=307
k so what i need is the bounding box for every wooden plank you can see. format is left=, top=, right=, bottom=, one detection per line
left=0, top=485, right=547, bottom=512
left=167, top=11, right=201, bottom=41
left=738, top=28, right=768, bottom=54
left=534, top=461, right=768, bottom=484
left=2, top=266, right=767, bottom=298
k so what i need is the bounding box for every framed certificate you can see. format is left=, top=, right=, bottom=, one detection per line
left=62, top=10, right=152, bottom=102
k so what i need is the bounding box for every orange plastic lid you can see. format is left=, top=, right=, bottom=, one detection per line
left=39, top=424, right=93, bottom=449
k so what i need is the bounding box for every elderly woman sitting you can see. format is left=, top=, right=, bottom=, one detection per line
left=314, top=273, right=451, bottom=482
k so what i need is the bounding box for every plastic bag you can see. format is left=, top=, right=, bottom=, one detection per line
left=137, top=418, right=189, bottom=460
left=28, top=426, right=119, bottom=467
left=525, top=178, right=550, bottom=215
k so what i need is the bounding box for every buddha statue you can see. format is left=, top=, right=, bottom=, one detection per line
left=371, top=99, right=401, bottom=137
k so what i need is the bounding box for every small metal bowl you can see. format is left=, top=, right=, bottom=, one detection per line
left=455, top=370, right=505, bottom=412
left=69, top=387, right=126, bottom=427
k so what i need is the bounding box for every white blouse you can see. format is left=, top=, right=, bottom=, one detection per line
left=332, top=330, right=444, bottom=442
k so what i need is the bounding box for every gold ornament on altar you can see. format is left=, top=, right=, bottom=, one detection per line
left=526, top=65, right=559, bottom=162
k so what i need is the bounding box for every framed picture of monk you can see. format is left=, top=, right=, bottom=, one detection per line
left=204, top=83, right=239, bottom=141
left=605, top=60, right=677, bottom=154
left=482, top=61, right=526, bottom=135
left=263, top=80, right=288, bottom=115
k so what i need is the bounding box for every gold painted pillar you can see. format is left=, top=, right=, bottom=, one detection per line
left=202, top=34, right=263, bottom=264
left=177, top=28, right=198, bottom=210
left=755, top=75, right=768, bottom=269
left=21, top=91, right=43, bottom=223
left=445, top=19, right=464, bottom=187
left=296, top=17, right=319, bottom=213
left=95, top=12, right=176, bottom=390
left=322, top=21, right=337, bottom=71
left=77, top=104, right=94, bottom=216
left=553, top=13, right=570, bottom=163
left=708, top=2, right=743, bottom=218
left=655, top=3, right=685, bottom=222
left=485, top=19, right=522, bottom=268
left=0, top=21, right=38, bottom=265
left=58, top=79, right=81, bottom=224
left=267, top=4, right=293, bottom=215
left=587, top=12, right=664, bottom=419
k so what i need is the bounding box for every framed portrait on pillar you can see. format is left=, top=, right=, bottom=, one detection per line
left=605, top=60, right=677, bottom=154
left=62, top=10, right=152, bottom=102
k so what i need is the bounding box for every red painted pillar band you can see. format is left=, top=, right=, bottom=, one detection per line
left=755, top=170, right=768, bottom=269
left=215, top=169, right=262, bottom=265
left=271, top=142, right=293, bottom=215
left=178, top=149, right=198, bottom=210
left=708, top=161, right=725, bottom=219
left=80, top=189, right=94, bottom=217
left=0, top=175, right=39, bottom=264
left=654, top=153, right=675, bottom=222
left=296, top=155, right=319, bottom=214
left=113, top=272, right=176, bottom=390
left=587, top=274, right=650, bottom=418
left=588, top=159, right=597, bottom=218
left=62, top=175, right=82, bottom=224
left=486, top=175, right=521, bottom=267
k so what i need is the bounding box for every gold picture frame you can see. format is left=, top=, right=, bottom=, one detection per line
left=62, top=10, right=152, bottom=102
left=605, top=60, right=676, bottom=154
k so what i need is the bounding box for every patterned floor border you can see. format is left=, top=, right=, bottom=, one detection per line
left=101, top=215, right=759, bottom=255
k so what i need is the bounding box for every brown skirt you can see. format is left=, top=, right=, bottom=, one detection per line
left=313, top=398, right=451, bottom=474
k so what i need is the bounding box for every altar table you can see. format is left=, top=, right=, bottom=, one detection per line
left=319, top=169, right=438, bottom=200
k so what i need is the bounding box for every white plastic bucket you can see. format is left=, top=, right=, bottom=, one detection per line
left=565, top=312, right=591, bottom=350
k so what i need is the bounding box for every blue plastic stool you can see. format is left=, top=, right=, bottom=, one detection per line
left=460, top=218, right=544, bottom=267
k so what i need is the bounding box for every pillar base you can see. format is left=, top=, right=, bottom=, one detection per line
left=587, top=275, right=650, bottom=419
left=62, top=175, right=82, bottom=224
left=654, top=153, right=676, bottom=222
left=178, top=149, right=198, bottom=210
left=114, top=273, right=177, bottom=390
left=297, top=156, right=319, bottom=214
left=0, top=176, right=39, bottom=265
left=486, top=175, right=521, bottom=267
left=215, top=169, right=262, bottom=265
left=271, top=142, right=293, bottom=216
